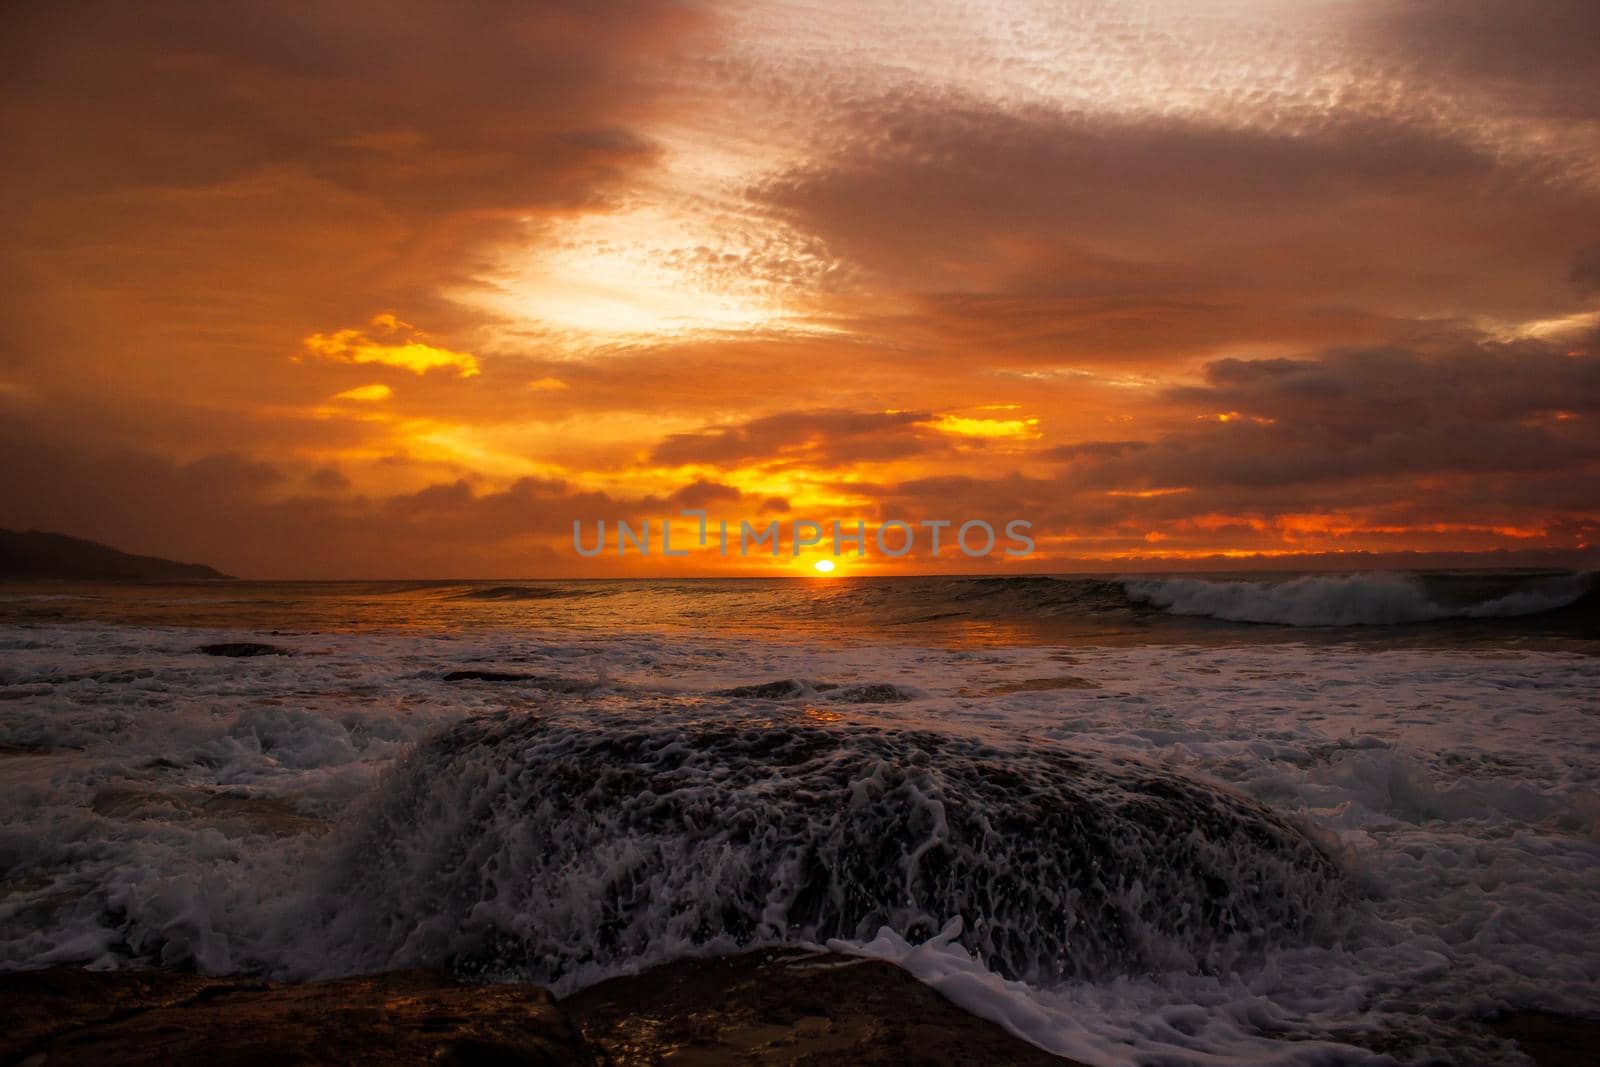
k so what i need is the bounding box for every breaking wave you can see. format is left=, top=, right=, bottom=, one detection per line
left=1122, top=572, right=1595, bottom=627
left=310, top=711, right=1350, bottom=990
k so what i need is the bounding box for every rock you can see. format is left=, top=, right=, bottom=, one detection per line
left=0, top=968, right=597, bottom=1066
left=0, top=952, right=1087, bottom=1065
left=565, top=947, right=1080, bottom=1065
left=196, top=642, right=291, bottom=658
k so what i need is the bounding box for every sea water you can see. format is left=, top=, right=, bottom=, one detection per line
left=0, top=572, right=1596, bottom=1064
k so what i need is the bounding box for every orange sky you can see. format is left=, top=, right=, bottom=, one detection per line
left=2, top=0, right=1598, bottom=578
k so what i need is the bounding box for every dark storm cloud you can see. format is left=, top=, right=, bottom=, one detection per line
left=758, top=97, right=1600, bottom=360
left=649, top=410, right=942, bottom=466
left=1055, top=336, right=1600, bottom=493
left=1371, top=0, right=1600, bottom=120
left=1572, top=243, right=1600, bottom=297
left=767, top=105, right=1503, bottom=258
left=0, top=0, right=701, bottom=212
left=653, top=479, right=745, bottom=509
left=1043, top=441, right=1149, bottom=462
left=307, top=467, right=352, bottom=493
left=872, top=472, right=1072, bottom=525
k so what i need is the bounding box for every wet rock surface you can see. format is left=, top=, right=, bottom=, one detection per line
left=0, top=967, right=595, bottom=1065
left=1, top=956, right=1589, bottom=1065
left=0, top=951, right=1083, bottom=1066
left=566, top=947, right=1080, bottom=1066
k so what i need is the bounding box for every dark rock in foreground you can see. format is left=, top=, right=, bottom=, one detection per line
left=0, top=952, right=1080, bottom=1066
left=0, top=967, right=594, bottom=1066
left=568, top=947, right=1078, bottom=1065
left=1, top=956, right=1588, bottom=1065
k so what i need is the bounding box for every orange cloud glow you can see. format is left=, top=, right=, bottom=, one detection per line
left=304, top=316, right=480, bottom=378
left=333, top=384, right=394, bottom=402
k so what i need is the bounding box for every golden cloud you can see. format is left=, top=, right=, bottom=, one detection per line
left=333, top=384, right=394, bottom=402
left=303, top=314, right=479, bottom=378
left=926, top=414, right=1041, bottom=439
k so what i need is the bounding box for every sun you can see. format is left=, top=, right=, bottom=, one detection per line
left=812, top=558, right=836, bottom=574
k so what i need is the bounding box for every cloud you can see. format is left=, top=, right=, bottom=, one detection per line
left=1051, top=334, right=1600, bottom=497
left=927, top=414, right=1040, bottom=440
left=1369, top=0, right=1600, bottom=121
left=1044, top=441, right=1149, bottom=462
left=305, top=315, right=480, bottom=378
left=308, top=466, right=352, bottom=492
left=650, top=410, right=940, bottom=467
left=3, top=2, right=1596, bottom=574
left=1, top=1, right=704, bottom=211
left=0, top=0, right=709, bottom=433
left=332, top=384, right=394, bottom=402
left=0, top=411, right=758, bottom=578
left=1572, top=243, right=1600, bottom=297
left=656, top=479, right=744, bottom=510
left=758, top=96, right=1600, bottom=365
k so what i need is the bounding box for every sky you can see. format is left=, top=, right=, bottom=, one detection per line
left=2, top=0, right=1598, bottom=578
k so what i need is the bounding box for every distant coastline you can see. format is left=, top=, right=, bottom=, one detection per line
left=0, top=529, right=232, bottom=582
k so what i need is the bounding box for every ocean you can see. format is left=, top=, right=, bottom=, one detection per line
left=1, top=571, right=1596, bottom=1064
